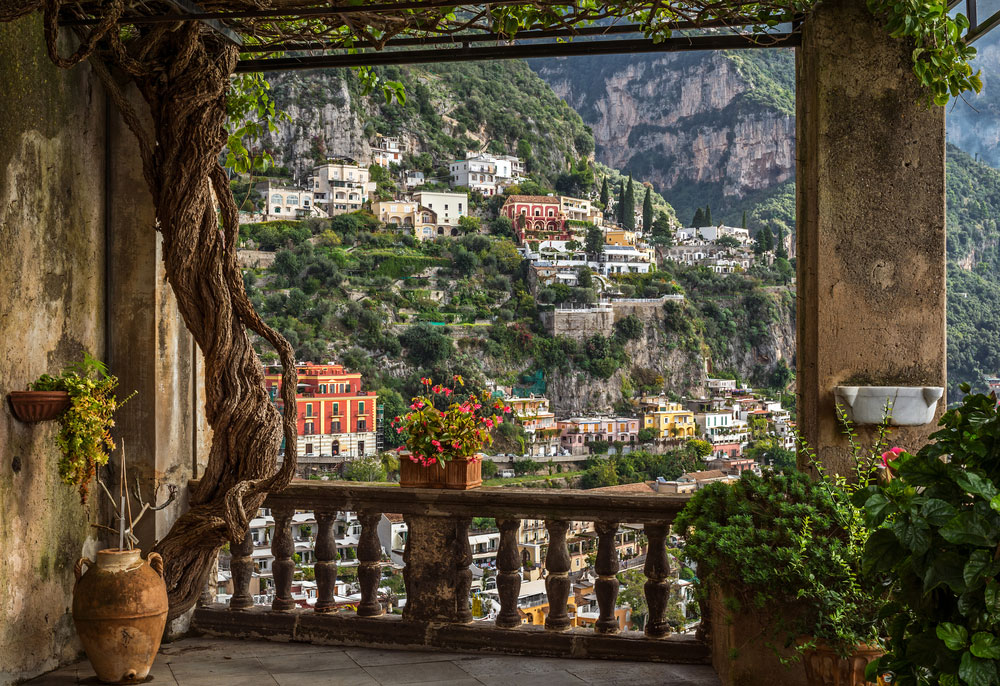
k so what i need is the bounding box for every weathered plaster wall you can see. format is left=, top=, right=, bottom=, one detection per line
left=796, top=0, right=947, bottom=473
left=0, top=14, right=105, bottom=684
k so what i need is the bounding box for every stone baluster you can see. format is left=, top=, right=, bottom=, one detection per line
left=454, top=517, right=473, bottom=623
left=271, top=505, right=296, bottom=611
left=594, top=520, right=621, bottom=634
left=314, top=510, right=339, bottom=613
left=356, top=511, right=384, bottom=617
left=643, top=523, right=673, bottom=638
left=229, top=526, right=254, bottom=611
left=544, top=519, right=572, bottom=631
left=495, top=518, right=523, bottom=628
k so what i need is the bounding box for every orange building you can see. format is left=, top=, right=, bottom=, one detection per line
left=263, top=363, right=378, bottom=458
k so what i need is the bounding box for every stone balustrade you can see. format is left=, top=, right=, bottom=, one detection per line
left=193, top=481, right=708, bottom=664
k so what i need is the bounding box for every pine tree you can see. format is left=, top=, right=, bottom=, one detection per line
left=642, top=186, right=653, bottom=231
left=691, top=207, right=705, bottom=228
left=599, top=177, right=609, bottom=207
left=705, top=205, right=713, bottom=226
left=623, top=176, right=636, bottom=230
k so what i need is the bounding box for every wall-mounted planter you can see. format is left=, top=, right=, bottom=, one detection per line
left=7, top=390, right=71, bottom=423
left=834, top=386, right=944, bottom=426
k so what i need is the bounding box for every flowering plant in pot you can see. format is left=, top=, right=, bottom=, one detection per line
left=391, top=376, right=510, bottom=489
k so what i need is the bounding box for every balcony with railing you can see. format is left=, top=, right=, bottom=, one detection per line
left=193, top=481, right=707, bottom=666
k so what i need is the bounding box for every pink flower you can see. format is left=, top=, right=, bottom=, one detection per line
left=484, top=418, right=494, bottom=429
left=881, top=446, right=904, bottom=467
left=427, top=457, right=437, bottom=465
left=444, top=388, right=453, bottom=397
left=452, top=442, right=462, bottom=450
left=495, top=416, right=504, bottom=424
left=431, top=440, right=441, bottom=446
left=437, top=446, right=444, bottom=452
left=504, top=406, right=512, bottom=414
left=396, top=427, right=403, bottom=433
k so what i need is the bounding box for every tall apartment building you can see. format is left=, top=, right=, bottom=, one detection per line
left=449, top=156, right=497, bottom=195
left=263, top=363, right=378, bottom=459
left=309, top=161, right=375, bottom=216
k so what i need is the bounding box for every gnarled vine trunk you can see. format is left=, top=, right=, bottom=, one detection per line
left=10, top=2, right=301, bottom=620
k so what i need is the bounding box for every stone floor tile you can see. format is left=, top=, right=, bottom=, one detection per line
left=22, top=668, right=80, bottom=685
left=475, top=669, right=585, bottom=686
left=453, top=655, right=580, bottom=678
left=362, top=660, right=478, bottom=684
left=167, top=656, right=275, bottom=685
left=564, top=661, right=719, bottom=686
left=257, top=649, right=356, bottom=674
left=271, top=666, right=380, bottom=686
left=345, top=648, right=471, bottom=667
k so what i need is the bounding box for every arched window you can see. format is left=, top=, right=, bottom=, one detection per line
left=331, top=440, right=340, bottom=456
left=270, top=194, right=283, bottom=204
left=287, top=195, right=299, bottom=206
left=534, top=208, right=540, bottom=216
left=547, top=209, right=554, bottom=216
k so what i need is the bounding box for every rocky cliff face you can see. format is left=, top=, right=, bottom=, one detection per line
left=531, top=50, right=795, bottom=223
left=264, top=71, right=370, bottom=181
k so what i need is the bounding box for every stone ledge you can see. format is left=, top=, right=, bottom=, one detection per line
left=191, top=606, right=711, bottom=664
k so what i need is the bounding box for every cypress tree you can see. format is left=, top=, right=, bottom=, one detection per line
left=705, top=205, right=713, bottom=226
left=775, top=226, right=788, bottom=258
left=691, top=207, right=705, bottom=228
left=741, top=210, right=747, bottom=230
left=623, top=175, right=636, bottom=230
left=599, top=177, right=609, bottom=207
left=616, top=181, right=626, bottom=225
left=642, top=186, right=653, bottom=231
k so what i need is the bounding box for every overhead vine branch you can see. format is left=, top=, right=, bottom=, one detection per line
left=3, top=0, right=982, bottom=621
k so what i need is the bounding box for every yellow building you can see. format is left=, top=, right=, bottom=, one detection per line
left=371, top=200, right=438, bottom=240
left=641, top=396, right=697, bottom=438
left=604, top=228, right=638, bottom=247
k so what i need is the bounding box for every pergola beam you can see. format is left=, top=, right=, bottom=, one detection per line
left=158, top=0, right=243, bottom=45
left=235, top=32, right=799, bottom=72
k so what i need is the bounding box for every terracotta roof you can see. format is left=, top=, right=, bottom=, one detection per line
left=384, top=513, right=404, bottom=523
left=587, top=481, right=656, bottom=495
left=503, top=195, right=561, bottom=203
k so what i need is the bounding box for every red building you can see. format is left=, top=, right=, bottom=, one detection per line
left=500, top=195, right=570, bottom=246
left=263, top=363, right=378, bottom=458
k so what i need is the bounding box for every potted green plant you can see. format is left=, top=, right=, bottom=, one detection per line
left=391, top=375, right=509, bottom=489
left=13, top=353, right=133, bottom=501
left=675, top=418, right=888, bottom=686
left=858, top=387, right=1000, bottom=686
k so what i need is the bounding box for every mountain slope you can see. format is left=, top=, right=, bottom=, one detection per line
left=531, top=50, right=795, bottom=225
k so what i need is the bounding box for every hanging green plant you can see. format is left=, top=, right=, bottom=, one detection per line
left=28, top=353, right=135, bottom=502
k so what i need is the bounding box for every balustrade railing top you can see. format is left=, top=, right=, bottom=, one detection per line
left=194, top=480, right=705, bottom=665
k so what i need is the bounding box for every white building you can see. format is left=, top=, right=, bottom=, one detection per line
left=449, top=155, right=498, bottom=195
left=372, top=135, right=403, bottom=168
left=413, top=191, right=468, bottom=234
left=404, top=170, right=425, bottom=189
left=310, top=161, right=376, bottom=216
left=675, top=225, right=752, bottom=244
left=255, top=179, right=318, bottom=221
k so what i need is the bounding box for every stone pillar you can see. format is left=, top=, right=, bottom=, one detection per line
left=796, top=0, right=946, bottom=473
left=106, top=82, right=209, bottom=548
left=402, top=515, right=466, bottom=622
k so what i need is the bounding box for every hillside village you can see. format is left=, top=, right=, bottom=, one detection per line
left=225, top=69, right=799, bottom=621
left=237, top=130, right=797, bottom=484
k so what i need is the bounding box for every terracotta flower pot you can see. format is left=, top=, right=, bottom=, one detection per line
left=72, top=548, right=169, bottom=684
left=802, top=642, right=883, bottom=686
left=399, top=454, right=483, bottom=490
left=7, top=390, right=71, bottom=422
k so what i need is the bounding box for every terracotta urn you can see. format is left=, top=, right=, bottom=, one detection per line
left=72, top=549, right=169, bottom=684
left=802, top=642, right=883, bottom=686
left=7, top=390, right=71, bottom=422
left=399, top=453, right=483, bottom=490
